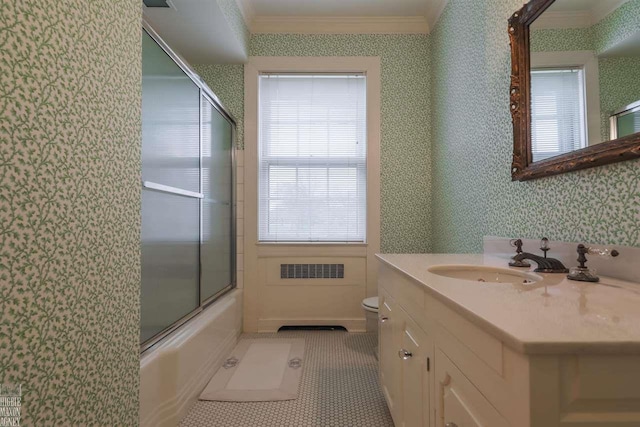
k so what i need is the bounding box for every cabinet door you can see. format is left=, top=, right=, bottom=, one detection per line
left=401, top=319, right=433, bottom=427
left=435, top=348, right=508, bottom=427
left=379, top=292, right=404, bottom=424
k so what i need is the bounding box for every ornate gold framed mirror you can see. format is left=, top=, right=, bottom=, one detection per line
left=509, top=0, right=640, bottom=181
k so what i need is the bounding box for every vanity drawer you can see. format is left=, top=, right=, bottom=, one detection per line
left=379, top=264, right=427, bottom=329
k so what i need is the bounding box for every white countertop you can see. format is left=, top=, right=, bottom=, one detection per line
left=377, top=253, right=640, bottom=355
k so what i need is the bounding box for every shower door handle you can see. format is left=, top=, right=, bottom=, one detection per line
left=143, top=181, right=204, bottom=199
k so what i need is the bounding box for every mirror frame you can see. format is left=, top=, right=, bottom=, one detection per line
left=508, top=0, right=640, bottom=181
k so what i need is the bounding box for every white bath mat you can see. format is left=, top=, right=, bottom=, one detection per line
left=199, top=338, right=305, bottom=402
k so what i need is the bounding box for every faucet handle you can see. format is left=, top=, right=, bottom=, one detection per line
left=568, top=244, right=620, bottom=283
left=586, top=246, right=620, bottom=258
left=509, top=239, right=531, bottom=267
left=540, top=237, right=550, bottom=258
left=577, top=244, right=619, bottom=267
left=510, top=238, right=524, bottom=254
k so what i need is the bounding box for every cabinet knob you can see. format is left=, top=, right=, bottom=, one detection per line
left=380, top=316, right=389, bottom=323
left=445, top=423, right=458, bottom=427
left=398, top=349, right=412, bottom=360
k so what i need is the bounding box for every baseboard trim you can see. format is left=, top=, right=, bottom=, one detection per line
left=257, top=318, right=366, bottom=333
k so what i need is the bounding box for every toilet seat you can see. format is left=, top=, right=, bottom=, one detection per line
left=361, top=297, right=379, bottom=313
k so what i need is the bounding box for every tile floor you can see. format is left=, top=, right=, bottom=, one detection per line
left=180, top=331, right=394, bottom=427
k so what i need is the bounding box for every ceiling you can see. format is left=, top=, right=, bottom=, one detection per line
left=546, top=0, right=605, bottom=12
left=533, top=0, right=630, bottom=29
left=144, top=0, right=248, bottom=64
left=144, top=0, right=448, bottom=63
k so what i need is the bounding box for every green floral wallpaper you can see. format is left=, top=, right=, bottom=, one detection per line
left=196, top=34, right=433, bottom=254
left=195, top=1, right=640, bottom=256
left=0, top=1, right=141, bottom=425
left=431, top=0, right=640, bottom=253
left=531, top=0, right=640, bottom=54
left=530, top=27, right=593, bottom=52
left=599, top=56, right=640, bottom=141
left=593, top=0, right=640, bottom=54
left=194, top=64, right=245, bottom=149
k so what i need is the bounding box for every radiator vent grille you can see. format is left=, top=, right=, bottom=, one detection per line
left=280, top=264, right=344, bottom=279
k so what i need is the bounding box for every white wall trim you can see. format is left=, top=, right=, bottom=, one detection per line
left=235, top=0, right=449, bottom=35
left=243, top=56, right=382, bottom=332
left=531, top=50, right=602, bottom=147
left=250, top=16, right=429, bottom=34
left=258, top=318, right=366, bottom=333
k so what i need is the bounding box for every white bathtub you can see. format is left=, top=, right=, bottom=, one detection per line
left=139, top=289, right=243, bottom=427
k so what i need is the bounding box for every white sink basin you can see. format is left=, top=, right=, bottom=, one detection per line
left=427, top=264, right=542, bottom=284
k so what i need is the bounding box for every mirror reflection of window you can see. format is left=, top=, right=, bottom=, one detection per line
left=531, top=68, right=587, bottom=162
left=612, top=102, right=640, bottom=139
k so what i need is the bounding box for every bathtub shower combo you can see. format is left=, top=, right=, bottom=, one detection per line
left=140, top=21, right=236, bottom=352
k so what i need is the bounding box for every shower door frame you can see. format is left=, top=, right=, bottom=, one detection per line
left=141, top=18, right=237, bottom=353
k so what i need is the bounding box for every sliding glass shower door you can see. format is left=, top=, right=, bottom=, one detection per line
left=140, top=25, right=235, bottom=348
left=200, top=97, right=234, bottom=303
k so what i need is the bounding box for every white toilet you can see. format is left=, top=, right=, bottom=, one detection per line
left=361, top=296, right=379, bottom=333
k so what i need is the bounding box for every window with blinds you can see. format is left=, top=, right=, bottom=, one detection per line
left=531, top=68, right=587, bottom=162
left=258, top=74, right=367, bottom=242
left=614, top=106, right=640, bottom=139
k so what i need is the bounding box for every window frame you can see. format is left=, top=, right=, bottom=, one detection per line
left=530, top=51, right=602, bottom=149
left=244, top=57, right=381, bottom=247
left=530, top=66, right=588, bottom=162
left=257, top=72, right=368, bottom=243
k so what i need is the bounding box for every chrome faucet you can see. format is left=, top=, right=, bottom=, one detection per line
left=511, top=252, right=569, bottom=273
left=508, top=238, right=569, bottom=273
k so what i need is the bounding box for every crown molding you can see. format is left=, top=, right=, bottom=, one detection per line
left=236, top=0, right=449, bottom=35
left=250, top=15, right=429, bottom=34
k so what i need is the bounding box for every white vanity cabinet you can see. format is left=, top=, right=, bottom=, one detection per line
left=379, top=290, right=433, bottom=427
left=400, top=318, right=432, bottom=427
left=379, top=294, right=402, bottom=423
left=435, top=348, right=508, bottom=427
left=378, top=258, right=640, bottom=427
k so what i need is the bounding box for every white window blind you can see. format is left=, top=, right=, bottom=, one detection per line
left=258, top=74, right=367, bottom=242
left=531, top=68, right=587, bottom=162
